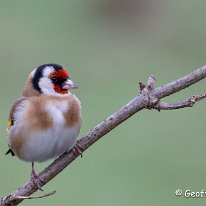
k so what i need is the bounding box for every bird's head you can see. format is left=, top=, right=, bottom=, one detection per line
left=30, top=64, right=78, bottom=96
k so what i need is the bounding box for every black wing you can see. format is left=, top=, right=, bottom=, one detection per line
left=5, top=148, right=15, bottom=156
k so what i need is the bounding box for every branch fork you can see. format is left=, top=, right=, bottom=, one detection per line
left=139, top=75, right=159, bottom=110
left=139, top=75, right=206, bottom=111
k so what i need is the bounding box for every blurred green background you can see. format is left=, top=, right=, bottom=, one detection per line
left=1, top=1, right=206, bottom=205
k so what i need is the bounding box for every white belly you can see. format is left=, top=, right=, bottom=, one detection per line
left=21, top=126, right=78, bottom=162
left=20, top=100, right=79, bottom=162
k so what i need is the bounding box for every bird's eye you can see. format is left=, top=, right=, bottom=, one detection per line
left=50, top=77, right=58, bottom=83
left=50, top=77, right=65, bottom=85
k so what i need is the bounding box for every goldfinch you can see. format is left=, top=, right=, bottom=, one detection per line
left=6, top=64, right=82, bottom=190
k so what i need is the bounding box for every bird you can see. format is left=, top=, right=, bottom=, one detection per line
left=6, top=63, right=82, bottom=190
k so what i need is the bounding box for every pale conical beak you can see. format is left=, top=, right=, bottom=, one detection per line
left=62, top=79, right=79, bottom=89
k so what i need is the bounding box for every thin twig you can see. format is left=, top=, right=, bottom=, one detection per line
left=1, top=191, right=56, bottom=206
left=2, top=65, right=206, bottom=206
left=15, top=191, right=56, bottom=200
left=154, top=93, right=206, bottom=110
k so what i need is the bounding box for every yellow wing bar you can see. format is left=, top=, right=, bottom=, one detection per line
left=7, top=118, right=12, bottom=129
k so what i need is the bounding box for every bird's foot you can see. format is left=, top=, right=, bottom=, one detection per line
left=71, top=143, right=83, bottom=158
left=31, top=168, right=45, bottom=191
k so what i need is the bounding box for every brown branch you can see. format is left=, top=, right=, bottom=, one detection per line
left=4, top=191, right=56, bottom=202
left=2, top=65, right=206, bottom=206
left=154, top=93, right=206, bottom=110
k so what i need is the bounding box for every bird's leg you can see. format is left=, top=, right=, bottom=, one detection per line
left=71, top=143, right=83, bottom=158
left=31, top=162, right=44, bottom=191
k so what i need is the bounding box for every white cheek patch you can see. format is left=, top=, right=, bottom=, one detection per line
left=38, top=77, right=54, bottom=94
left=38, top=66, right=55, bottom=95
left=43, top=66, right=54, bottom=77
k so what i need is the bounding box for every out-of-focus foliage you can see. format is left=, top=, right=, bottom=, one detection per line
left=0, top=1, right=206, bottom=205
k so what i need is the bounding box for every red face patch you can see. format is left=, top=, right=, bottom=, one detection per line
left=53, top=85, right=69, bottom=94
left=49, top=68, right=69, bottom=79
left=49, top=69, right=70, bottom=94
